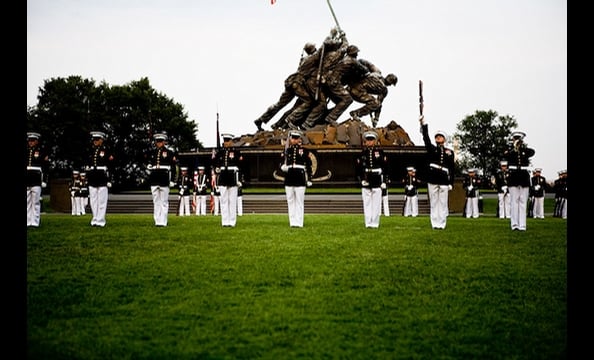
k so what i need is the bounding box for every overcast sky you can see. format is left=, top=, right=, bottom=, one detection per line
left=27, top=0, right=566, bottom=181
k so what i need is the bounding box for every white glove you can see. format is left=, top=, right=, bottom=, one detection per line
left=361, top=180, right=369, bottom=187
left=107, top=182, right=112, bottom=188
left=280, top=164, right=289, bottom=172
left=380, top=183, right=387, bottom=189
left=236, top=181, right=242, bottom=187
left=419, top=115, right=425, bottom=125
left=406, top=185, right=413, bottom=191
left=41, top=182, right=47, bottom=188
left=146, top=164, right=153, bottom=170
left=467, top=185, right=473, bottom=191
left=448, top=185, right=453, bottom=191
left=534, top=185, right=540, bottom=191
left=215, top=167, right=221, bottom=174
left=501, top=186, right=508, bottom=192
left=169, top=181, right=175, bottom=187
left=306, top=181, right=312, bottom=187
left=71, top=191, right=76, bottom=197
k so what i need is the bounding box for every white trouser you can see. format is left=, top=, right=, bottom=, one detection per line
left=27, top=186, right=42, bottom=227
left=285, top=186, right=306, bottom=227
left=498, top=193, right=511, bottom=219
left=427, top=183, right=449, bottom=229
left=196, top=195, right=208, bottom=215
left=465, top=194, right=480, bottom=218
left=560, top=199, right=567, bottom=219
left=403, top=195, right=418, bottom=217
left=237, top=196, right=243, bottom=216
left=71, top=196, right=77, bottom=215
left=509, top=186, right=529, bottom=230
left=151, top=185, right=170, bottom=226
left=382, top=194, right=390, bottom=216
left=362, top=187, right=382, bottom=228
left=212, top=195, right=220, bottom=215
left=178, top=195, right=191, bottom=216
left=71, top=196, right=85, bottom=215
left=219, top=186, right=238, bottom=226
left=89, top=186, right=109, bottom=227
left=532, top=196, right=545, bottom=219
left=77, top=196, right=86, bottom=215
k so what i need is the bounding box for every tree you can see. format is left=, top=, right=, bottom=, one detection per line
left=453, top=110, right=518, bottom=178
left=26, top=76, right=203, bottom=190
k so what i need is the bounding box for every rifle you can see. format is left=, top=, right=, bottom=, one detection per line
left=527, top=195, right=535, bottom=217
left=283, top=130, right=290, bottom=167
left=418, top=80, right=424, bottom=136
left=553, top=197, right=563, bottom=217
left=216, top=108, right=221, bottom=151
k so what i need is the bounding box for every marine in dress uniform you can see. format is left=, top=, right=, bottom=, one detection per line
left=79, top=172, right=89, bottom=214
left=85, top=131, right=114, bottom=227
left=553, top=169, right=567, bottom=219
left=193, top=166, right=210, bottom=216
left=26, top=132, right=49, bottom=228
left=402, top=166, right=423, bottom=217
left=279, top=130, right=313, bottom=227
left=145, top=132, right=178, bottom=227
left=419, top=116, right=455, bottom=229
left=529, top=168, right=547, bottom=219
left=463, top=169, right=481, bottom=218
left=210, top=168, right=220, bottom=215
left=212, top=133, right=244, bottom=227
left=502, top=131, right=535, bottom=231
left=68, top=170, right=84, bottom=216
left=493, top=161, right=511, bottom=219
left=177, top=167, right=192, bottom=216
left=356, top=131, right=389, bottom=228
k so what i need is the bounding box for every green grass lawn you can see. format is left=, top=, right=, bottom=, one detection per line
left=27, top=208, right=566, bottom=359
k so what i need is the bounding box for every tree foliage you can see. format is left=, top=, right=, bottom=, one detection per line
left=27, top=76, right=202, bottom=190
left=453, top=110, right=518, bottom=177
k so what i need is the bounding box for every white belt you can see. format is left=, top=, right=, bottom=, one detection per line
left=221, top=166, right=239, bottom=171
left=91, top=166, right=108, bottom=171
left=365, top=168, right=382, bottom=174
left=430, top=163, right=449, bottom=174
left=27, top=166, right=42, bottom=171
left=508, top=165, right=531, bottom=171
left=152, top=165, right=171, bottom=170
left=288, top=164, right=306, bottom=169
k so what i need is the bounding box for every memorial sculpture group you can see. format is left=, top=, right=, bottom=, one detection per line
left=240, top=27, right=415, bottom=149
